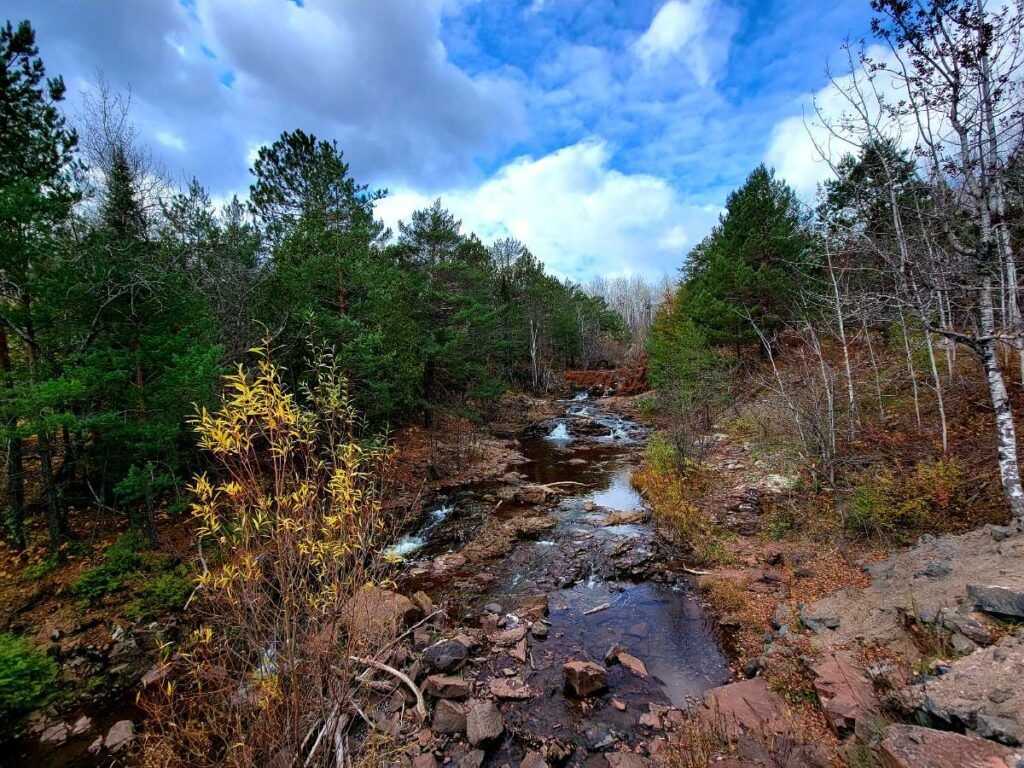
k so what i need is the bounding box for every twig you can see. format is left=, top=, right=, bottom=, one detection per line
left=583, top=602, right=610, bottom=615
left=343, top=657, right=427, bottom=720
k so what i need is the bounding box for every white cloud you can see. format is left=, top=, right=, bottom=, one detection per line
left=376, top=140, right=720, bottom=281
left=633, top=0, right=729, bottom=87
left=765, top=45, right=912, bottom=200
left=155, top=129, right=186, bottom=152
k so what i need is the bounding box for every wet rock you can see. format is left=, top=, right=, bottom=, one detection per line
left=612, top=699, right=627, bottom=711
left=878, top=724, right=1021, bottom=768
left=511, top=637, right=528, bottom=664
left=617, top=651, right=649, bottom=678
left=457, top=749, right=486, bottom=768
left=530, top=623, right=549, bottom=640
left=423, top=639, right=468, bottom=672
left=811, top=651, right=878, bottom=738
left=432, top=699, right=467, bottom=734
left=493, top=626, right=527, bottom=646
left=563, top=660, right=608, bottom=697
left=104, top=720, right=135, bottom=753
left=424, top=675, right=471, bottom=699
left=413, top=754, right=438, bottom=768
left=968, top=584, right=1024, bottom=619
left=340, top=586, right=419, bottom=646
left=466, top=700, right=503, bottom=747
left=520, top=751, right=548, bottom=768
left=489, top=677, right=533, bottom=700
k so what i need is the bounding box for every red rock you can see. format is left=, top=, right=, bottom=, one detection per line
left=432, top=699, right=467, bottom=734
left=605, top=754, right=652, bottom=768
left=340, top=586, right=419, bottom=646
left=511, top=637, right=528, bottom=663
left=489, top=677, right=534, bottom=700
left=703, top=678, right=793, bottom=740
left=612, top=699, right=627, bottom=711
left=617, top=651, right=649, bottom=678
left=562, top=660, right=608, bottom=697
left=520, top=751, right=548, bottom=768
left=413, top=754, right=439, bottom=768
left=811, top=651, right=878, bottom=738
left=879, top=724, right=1021, bottom=768
left=423, top=675, right=471, bottom=699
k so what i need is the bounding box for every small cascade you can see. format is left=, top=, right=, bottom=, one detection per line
left=545, top=422, right=572, bottom=442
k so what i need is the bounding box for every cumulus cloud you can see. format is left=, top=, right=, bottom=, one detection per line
left=8, top=0, right=526, bottom=191
left=632, top=0, right=735, bottom=87
left=765, top=45, right=909, bottom=200
left=376, top=140, right=720, bottom=281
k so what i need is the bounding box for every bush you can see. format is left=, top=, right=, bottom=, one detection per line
left=0, top=633, right=58, bottom=722
left=846, top=457, right=966, bottom=542
left=125, top=569, right=193, bottom=622
left=72, top=532, right=149, bottom=602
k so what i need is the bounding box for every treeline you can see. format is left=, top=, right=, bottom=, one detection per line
left=650, top=0, right=1024, bottom=525
left=0, top=20, right=625, bottom=553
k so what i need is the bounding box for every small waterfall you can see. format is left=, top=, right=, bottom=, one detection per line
left=386, top=534, right=426, bottom=558
left=545, top=422, right=572, bottom=442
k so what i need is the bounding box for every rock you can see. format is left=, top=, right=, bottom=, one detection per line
left=562, top=660, right=608, bottom=697
left=879, top=724, right=1022, bottom=768
left=510, top=637, right=528, bottom=664
left=639, top=713, right=661, bottom=729
left=703, top=679, right=794, bottom=740
left=811, top=651, right=878, bottom=738
left=493, top=626, right=527, bottom=645
left=489, top=677, right=533, bottom=700
left=423, top=675, right=471, bottom=699
left=903, top=633, right=1024, bottom=747
left=88, top=736, right=104, bottom=755
left=70, top=715, right=92, bottom=737
left=484, top=603, right=503, bottom=615
left=742, top=657, right=762, bottom=678
left=412, top=591, right=435, bottom=615
left=104, top=720, right=135, bottom=753
left=340, top=586, right=418, bottom=646
left=466, top=700, right=503, bottom=747
left=605, top=755, right=652, bottom=768
left=423, top=639, right=468, bottom=672
left=771, top=604, right=796, bottom=631
left=916, top=559, right=953, bottom=578
left=432, top=699, right=467, bottom=734
left=457, top=750, right=486, bottom=768
left=626, top=622, right=649, bottom=638
left=612, top=699, right=627, bottom=711
left=530, top=623, right=549, bottom=640
left=520, top=751, right=548, bottom=768
left=40, top=722, right=69, bottom=745
left=414, top=628, right=432, bottom=650
left=617, top=651, right=649, bottom=678
left=951, top=632, right=978, bottom=655
left=968, top=584, right=1024, bottom=619
left=140, top=662, right=169, bottom=688
left=413, top=754, right=439, bottom=768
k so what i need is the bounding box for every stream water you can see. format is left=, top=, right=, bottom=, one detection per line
left=400, top=394, right=730, bottom=757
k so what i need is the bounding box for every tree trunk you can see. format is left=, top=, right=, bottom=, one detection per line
left=978, top=275, right=1024, bottom=517
left=0, top=326, right=25, bottom=548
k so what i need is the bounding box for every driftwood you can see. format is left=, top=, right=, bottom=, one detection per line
left=344, top=656, right=427, bottom=720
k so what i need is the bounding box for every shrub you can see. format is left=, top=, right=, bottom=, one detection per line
left=0, top=633, right=58, bottom=722
left=72, top=532, right=149, bottom=602
left=125, top=569, right=193, bottom=621
left=845, top=457, right=966, bottom=542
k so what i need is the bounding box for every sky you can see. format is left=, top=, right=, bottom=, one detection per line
left=7, top=0, right=876, bottom=282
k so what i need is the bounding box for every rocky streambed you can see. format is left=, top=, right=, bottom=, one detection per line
left=385, top=393, right=731, bottom=765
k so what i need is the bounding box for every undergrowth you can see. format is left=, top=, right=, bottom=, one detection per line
left=0, top=632, right=58, bottom=725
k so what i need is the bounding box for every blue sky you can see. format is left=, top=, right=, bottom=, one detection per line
left=7, top=0, right=874, bottom=281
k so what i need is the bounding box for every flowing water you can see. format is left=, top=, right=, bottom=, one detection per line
left=400, top=394, right=730, bottom=755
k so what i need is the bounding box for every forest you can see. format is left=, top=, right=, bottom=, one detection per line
left=3, top=1, right=1024, bottom=767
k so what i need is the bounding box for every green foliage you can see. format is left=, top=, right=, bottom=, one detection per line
left=0, top=633, right=58, bottom=721
left=125, top=568, right=192, bottom=621
left=72, top=532, right=149, bottom=602
left=846, top=458, right=967, bottom=542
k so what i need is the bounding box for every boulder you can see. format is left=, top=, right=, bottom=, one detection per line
left=520, top=751, right=548, bottom=768
left=423, top=675, right=471, bottom=699
left=879, top=724, right=1022, bottom=768
left=902, top=633, right=1024, bottom=747
left=703, top=679, right=793, bottom=741
left=432, top=699, right=467, bottom=734
left=466, top=699, right=504, bottom=747
left=457, top=750, right=486, bottom=768
left=104, top=720, right=135, bottom=753
left=340, top=586, right=418, bottom=646
left=968, top=584, right=1024, bottom=620
left=562, top=660, right=608, bottom=697
left=811, top=651, right=878, bottom=738
left=423, top=639, right=468, bottom=672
